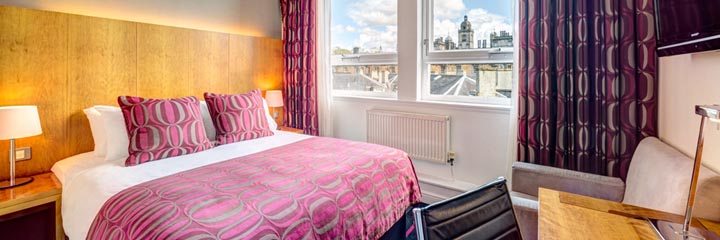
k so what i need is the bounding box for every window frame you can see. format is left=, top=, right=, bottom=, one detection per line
left=420, top=0, right=514, bottom=106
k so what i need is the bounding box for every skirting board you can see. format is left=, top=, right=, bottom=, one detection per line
left=420, top=191, right=447, bottom=204
left=417, top=177, right=474, bottom=204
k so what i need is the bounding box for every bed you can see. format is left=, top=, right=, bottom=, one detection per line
left=53, top=130, right=422, bottom=239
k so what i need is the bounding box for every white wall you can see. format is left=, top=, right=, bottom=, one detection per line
left=333, top=97, right=512, bottom=192
left=0, top=0, right=281, bottom=38
left=659, top=50, right=720, bottom=173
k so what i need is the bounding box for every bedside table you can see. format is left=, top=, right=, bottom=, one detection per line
left=278, top=126, right=304, bottom=134
left=0, top=172, right=63, bottom=240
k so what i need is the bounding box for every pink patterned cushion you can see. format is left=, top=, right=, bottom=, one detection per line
left=118, top=96, right=213, bottom=166
left=204, top=90, right=274, bottom=145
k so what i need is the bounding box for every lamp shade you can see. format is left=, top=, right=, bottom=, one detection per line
left=0, top=106, right=42, bottom=140
left=265, top=90, right=284, bottom=107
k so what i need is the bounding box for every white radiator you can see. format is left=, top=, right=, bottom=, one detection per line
left=367, top=109, right=451, bottom=164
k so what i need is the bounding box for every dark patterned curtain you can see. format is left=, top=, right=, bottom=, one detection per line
left=281, top=0, right=319, bottom=136
left=517, top=0, right=657, bottom=180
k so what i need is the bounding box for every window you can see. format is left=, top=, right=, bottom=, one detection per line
left=331, top=0, right=398, bottom=98
left=326, top=0, right=515, bottom=105
left=422, top=0, right=514, bottom=104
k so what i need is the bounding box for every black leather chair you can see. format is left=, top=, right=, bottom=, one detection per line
left=410, top=177, right=522, bottom=240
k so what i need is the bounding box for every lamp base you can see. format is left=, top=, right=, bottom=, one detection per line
left=666, top=222, right=706, bottom=240
left=0, top=177, right=33, bottom=189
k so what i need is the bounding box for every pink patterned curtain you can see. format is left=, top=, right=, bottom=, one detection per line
left=281, top=0, right=319, bottom=136
left=517, top=0, right=657, bottom=180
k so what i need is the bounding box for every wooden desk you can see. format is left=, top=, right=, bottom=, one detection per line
left=539, top=188, right=720, bottom=240
left=699, top=219, right=720, bottom=236
left=539, top=188, right=659, bottom=239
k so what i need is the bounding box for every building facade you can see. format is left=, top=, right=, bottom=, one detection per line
left=490, top=30, right=513, bottom=48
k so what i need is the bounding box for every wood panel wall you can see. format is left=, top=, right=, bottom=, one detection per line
left=0, top=5, right=284, bottom=180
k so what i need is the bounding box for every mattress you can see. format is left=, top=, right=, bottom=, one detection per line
left=53, top=130, right=312, bottom=240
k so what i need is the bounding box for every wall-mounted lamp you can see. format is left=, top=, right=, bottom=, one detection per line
left=265, top=90, right=284, bottom=121
left=0, top=106, right=42, bottom=189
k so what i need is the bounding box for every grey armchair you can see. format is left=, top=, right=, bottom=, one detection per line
left=509, top=137, right=720, bottom=240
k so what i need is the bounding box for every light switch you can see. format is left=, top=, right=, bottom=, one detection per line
left=15, top=147, right=31, bottom=161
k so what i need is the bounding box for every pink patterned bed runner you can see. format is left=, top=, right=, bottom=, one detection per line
left=87, top=137, right=422, bottom=239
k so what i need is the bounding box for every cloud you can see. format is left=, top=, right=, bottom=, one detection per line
left=433, top=19, right=458, bottom=39
left=348, top=0, right=397, bottom=27
left=433, top=0, right=465, bottom=19
left=466, top=8, right=512, bottom=40
left=432, top=6, right=512, bottom=44
left=353, top=25, right=397, bottom=52
left=333, top=24, right=345, bottom=33
left=339, top=0, right=398, bottom=51
left=336, top=0, right=512, bottom=52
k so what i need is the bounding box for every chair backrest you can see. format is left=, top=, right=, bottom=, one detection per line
left=413, top=177, right=522, bottom=240
left=624, top=137, right=720, bottom=220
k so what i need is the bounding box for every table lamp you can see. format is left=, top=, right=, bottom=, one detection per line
left=265, top=90, right=284, bottom=120
left=0, top=106, right=42, bottom=189
left=675, top=104, right=720, bottom=239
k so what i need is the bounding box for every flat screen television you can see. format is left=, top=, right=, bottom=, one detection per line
left=655, top=0, right=720, bottom=56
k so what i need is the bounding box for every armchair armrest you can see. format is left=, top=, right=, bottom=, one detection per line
left=511, top=162, right=625, bottom=202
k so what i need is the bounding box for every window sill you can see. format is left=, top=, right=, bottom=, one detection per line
left=416, top=99, right=511, bottom=111
left=332, top=95, right=512, bottom=113
left=331, top=94, right=397, bottom=101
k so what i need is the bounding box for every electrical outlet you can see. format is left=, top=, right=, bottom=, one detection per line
left=15, top=147, right=31, bottom=161
left=447, top=151, right=456, bottom=166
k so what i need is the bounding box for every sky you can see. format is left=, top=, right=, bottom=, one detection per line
left=331, top=0, right=514, bottom=53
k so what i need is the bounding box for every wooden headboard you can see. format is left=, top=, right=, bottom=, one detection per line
left=0, top=5, right=283, bottom=180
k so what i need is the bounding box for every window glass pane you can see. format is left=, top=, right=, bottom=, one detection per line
left=429, top=63, right=512, bottom=98
left=333, top=64, right=398, bottom=94
left=431, top=0, right=513, bottom=51
left=424, top=0, right=514, bottom=104
left=331, top=0, right=398, bottom=96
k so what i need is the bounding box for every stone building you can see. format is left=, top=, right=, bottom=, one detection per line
left=457, top=15, right=474, bottom=49
left=490, top=30, right=513, bottom=48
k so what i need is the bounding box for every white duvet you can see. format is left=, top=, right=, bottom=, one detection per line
left=52, top=130, right=312, bottom=240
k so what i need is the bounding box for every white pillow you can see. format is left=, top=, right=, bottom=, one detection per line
left=199, top=101, right=216, bottom=141
left=263, top=99, right=279, bottom=130
left=94, top=106, right=130, bottom=161
left=83, top=108, right=106, bottom=157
